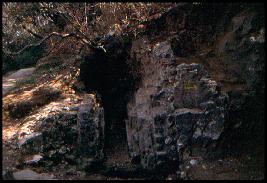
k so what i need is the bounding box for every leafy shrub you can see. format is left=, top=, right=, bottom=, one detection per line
left=2, top=54, right=19, bottom=75
left=36, top=55, right=64, bottom=72
left=7, top=101, right=34, bottom=118
left=16, top=45, right=45, bottom=69
left=15, top=76, right=36, bottom=87
left=2, top=44, right=45, bottom=75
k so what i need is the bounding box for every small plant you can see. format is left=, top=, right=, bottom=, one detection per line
left=16, top=76, right=36, bottom=87
left=7, top=86, right=61, bottom=119
left=183, top=80, right=197, bottom=92
left=7, top=100, right=34, bottom=118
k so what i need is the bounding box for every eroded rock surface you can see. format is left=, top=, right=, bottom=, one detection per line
left=126, top=40, right=228, bottom=170
left=13, top=94, right=105, bottom=175
left=13, top=169, right=55, bottom=180
left=77, top=94, right=105, bottom=170
left=3, top=3, right=264, bottom=180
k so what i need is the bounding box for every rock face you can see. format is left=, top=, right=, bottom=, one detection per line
left=77, top=94, right=105, bottom=163
left=216, top=9, right=265, bottom=90
left=18, top=132, right=43, bottom=150
left=15, top=94, right=105, bottom=172
left=25, top=154, right=43, bottom=166
left=213, top=5, right=265, bottom=155
left=132, top=2, right=264, bottom=163
left=40, top=111, right=79, bottom=165
left=13, top=169, right=55, bottom=180
left=2, top=3, right=264, bottom=180
left=126, top=40, right=228, bottom=170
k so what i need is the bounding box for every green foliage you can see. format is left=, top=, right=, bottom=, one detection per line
left=7, top=100, right=34, bottom=118
left=16, top=45, right=45, bottom=68
left=2, top=54, right=19, bottom=75
left=183, top=80, right=197, bottom=92
left=16, top=76, right=36, bottom=87
left=2, top=44, right=45, bottom=75
left=36, top=57, right=64, bottom=72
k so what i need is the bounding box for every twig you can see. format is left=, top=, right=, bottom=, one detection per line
left=4, top=32, right=102, bottom=56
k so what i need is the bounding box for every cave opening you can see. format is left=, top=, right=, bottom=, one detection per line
left=80, top=38, right=140, bottom=163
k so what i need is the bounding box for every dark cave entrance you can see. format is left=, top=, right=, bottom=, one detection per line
left=79, top=40, right=140, bottom=162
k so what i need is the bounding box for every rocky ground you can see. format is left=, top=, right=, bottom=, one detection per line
left=2, top=3, right=264, bottom=180
left=2, top=47, right=264, bottom=181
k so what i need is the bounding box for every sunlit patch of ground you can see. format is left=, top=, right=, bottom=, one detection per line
left=3, top=96, right=81, bottom=141
left=3, top=68, right=36, bottom=96
left=3, top=76, right=83, bottom=140
left=2, top=54, right=84, bottom=175
left=2, top=53, right=82, bottom=147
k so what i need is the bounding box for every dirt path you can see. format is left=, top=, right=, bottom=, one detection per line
left=2, top=67, right=36, bottom=96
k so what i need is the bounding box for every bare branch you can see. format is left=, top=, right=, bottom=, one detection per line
left=22, top=25, right=44, bottom=39
left=85, top=2, right=88, bottom=29
left=4, top=32, right=101, bottom=56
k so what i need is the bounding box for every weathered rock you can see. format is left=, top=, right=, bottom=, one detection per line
left=127, top=38, right=228, bottom=170
left=2, top=170, right=15, bottom=180
left=171, top=32, right=195, bottom=57
left=12, top=95, right=106, bottom=172
left=13, top=107, right=80, bottom=173
left=39, top=111, right=79, bottom=159
left=189, top=159, right=198, bottom=166
left=65, top=166, right=77, bottom=175
left=77, top=94, right=105, bottom=161
left=13, top=169, right=55, bottom=180
left=153, top=41, right=174, bottom=59
left=64, top=154, right=76, bottom=164
left=25, top=154, right=43, bottom=166
left=18, top=132, right=42, bottom=152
